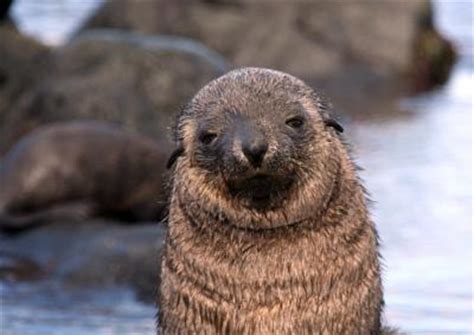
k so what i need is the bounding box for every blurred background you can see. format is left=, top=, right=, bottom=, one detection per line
left=0, top=0, right=472, bottom=334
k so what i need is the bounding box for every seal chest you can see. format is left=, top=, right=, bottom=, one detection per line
left=159, top=67, right=385, bottom=334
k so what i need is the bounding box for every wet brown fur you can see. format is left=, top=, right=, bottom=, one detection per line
left=159, top=68, right=386, bottom=334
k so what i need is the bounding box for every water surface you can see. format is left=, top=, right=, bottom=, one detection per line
left=349, top=2, right=472, bottom=332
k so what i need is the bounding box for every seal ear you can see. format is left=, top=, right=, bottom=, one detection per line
left=310, top=91, right=344, bottom=134
left=166, top=146, right=184, bottom=169
left=324, top=118, right=344, bottom=133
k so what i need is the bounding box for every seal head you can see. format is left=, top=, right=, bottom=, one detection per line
left=170, top=67, right=343, bottom=229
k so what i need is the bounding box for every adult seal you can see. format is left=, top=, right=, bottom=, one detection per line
left=159, top=68, right=396, bottom=334
left=0, top=121, right=170, bottom=232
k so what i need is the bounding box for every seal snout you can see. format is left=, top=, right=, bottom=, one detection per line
left=242, top=139, right=268, bottom=168
left=236, top=120, right=269, bottom=169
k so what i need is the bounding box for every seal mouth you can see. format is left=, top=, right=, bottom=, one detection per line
left=227, top=174, right=294, bottom=209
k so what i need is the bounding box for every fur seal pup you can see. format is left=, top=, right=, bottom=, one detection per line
left=159, top=67, right=394, bottom=334
left=0, top=121, right=170, bottom=232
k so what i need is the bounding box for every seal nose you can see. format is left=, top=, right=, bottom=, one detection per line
left=242, top=141, right=268, bottom=168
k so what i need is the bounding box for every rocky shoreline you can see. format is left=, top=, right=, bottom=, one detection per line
left=0, top=0, right=456, bottom=303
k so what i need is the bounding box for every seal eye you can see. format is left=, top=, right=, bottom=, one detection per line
left=286, top=117, right=305, bottom=129
left=199, top=132, right=217, bottom=145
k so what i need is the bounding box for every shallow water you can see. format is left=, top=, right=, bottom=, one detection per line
left=1, top=281, right=155, bottom=335
left=10, top=0, right=104, bottom=45
left=351, top=62, right=472, bottom=333
left=2, top=0, right=473, bottom=334
left=349, top=2, right=472, bottom=332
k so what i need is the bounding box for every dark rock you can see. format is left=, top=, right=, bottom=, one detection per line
left=409, top=4, right=457, bottom=92
left=86, top=0, right=420, bottom=79
left=0, top=0, right=13, bottom=21
left=0, top=29, right=229, bottom=155
left=83, top=0, right=456, bottom=113
left=0, top=219, right=166, bottom=303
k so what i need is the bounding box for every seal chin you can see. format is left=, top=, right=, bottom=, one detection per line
left=227, top=174, right=294, bottom=210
